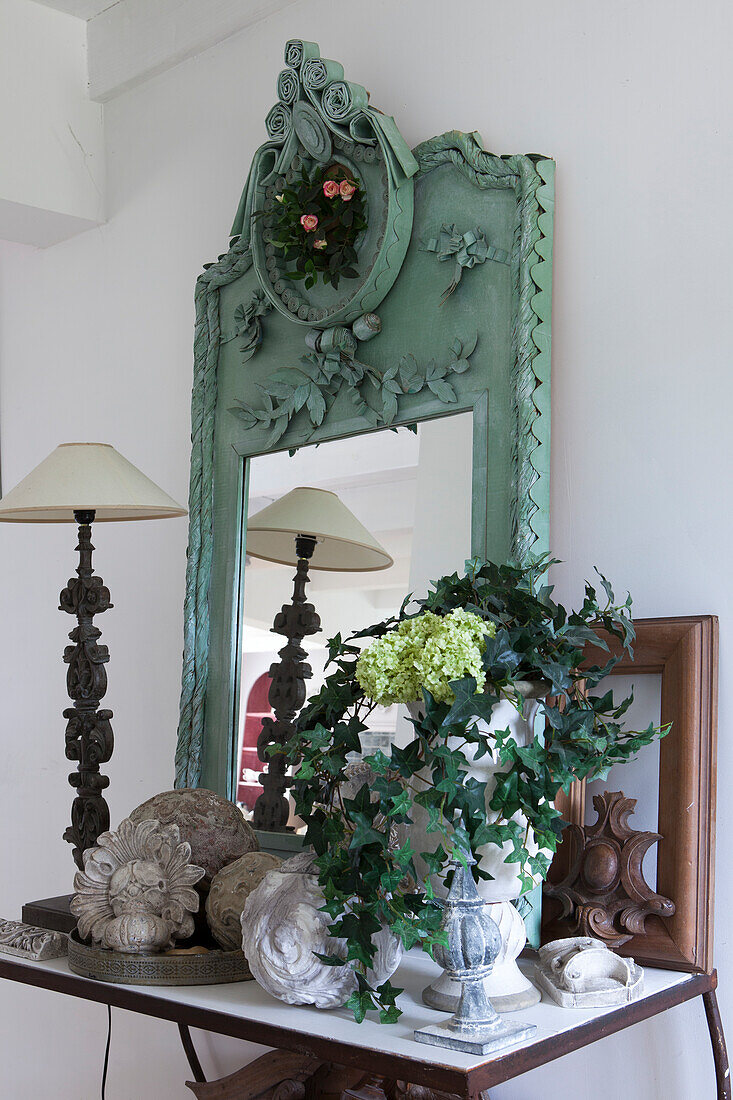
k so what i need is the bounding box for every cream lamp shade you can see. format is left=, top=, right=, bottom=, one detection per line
left=0, top=443, right=187, bottom=523
left=245, top=486, right=393, bottom=572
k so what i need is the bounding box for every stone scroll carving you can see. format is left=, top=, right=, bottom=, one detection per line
left=240, top=853, right=401, bottom=1009
left=535, top=936, right=644, bottom=1008
left=0, top=919, right=68, bottom=961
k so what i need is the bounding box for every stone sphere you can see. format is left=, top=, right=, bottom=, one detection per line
left=206, top=852, right=282, bottom=951
left=128, top=789, right=258, bottom=890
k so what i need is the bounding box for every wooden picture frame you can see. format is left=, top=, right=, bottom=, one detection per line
left=544, top=615, right=719, bottom=974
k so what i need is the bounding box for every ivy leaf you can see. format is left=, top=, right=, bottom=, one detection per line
left=441, top=677, right=483, bottom=727
left=349, top=814, right=385, bottom=850
left=345, top=988, right=373, bottom=1024
left=389, top=740, right=424, bottom=779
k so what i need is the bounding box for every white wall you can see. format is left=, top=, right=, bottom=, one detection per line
left=0, top=0, right=729, bottom=1095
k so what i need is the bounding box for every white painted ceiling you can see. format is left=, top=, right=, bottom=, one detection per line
left=31, top=0, right=115, bottom=19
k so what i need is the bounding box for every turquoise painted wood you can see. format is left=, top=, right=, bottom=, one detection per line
left=174, top=49, right=554, bottom=799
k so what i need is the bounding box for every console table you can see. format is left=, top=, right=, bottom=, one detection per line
left=0, top=950, right=727, bottom=1098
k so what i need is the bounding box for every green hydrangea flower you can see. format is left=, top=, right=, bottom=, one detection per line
left=355, top=609, right=495, bottom=705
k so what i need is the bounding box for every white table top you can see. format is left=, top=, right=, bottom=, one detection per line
left=1, top=947, right=699, bottom=1077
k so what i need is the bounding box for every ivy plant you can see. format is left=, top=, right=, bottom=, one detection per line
left=288, top=554, right=668, bottom=1023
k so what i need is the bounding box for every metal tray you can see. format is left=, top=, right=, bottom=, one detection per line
left=67, top=930, right=252, bottom=986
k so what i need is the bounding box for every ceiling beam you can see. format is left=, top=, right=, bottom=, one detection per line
left=87, top=0, right=301, bottom=102
left=0, top=0, right=104, bottom=247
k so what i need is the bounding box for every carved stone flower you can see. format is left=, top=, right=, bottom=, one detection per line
left=71, top=818, right=205, bottom=954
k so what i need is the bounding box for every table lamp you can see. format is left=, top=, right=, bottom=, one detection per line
left=0, top=443, right=186, bottom=870
left=244, top=486, right=392, bottom=830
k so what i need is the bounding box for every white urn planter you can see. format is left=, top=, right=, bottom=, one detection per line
left=411, top=682, right=551, bottom=1013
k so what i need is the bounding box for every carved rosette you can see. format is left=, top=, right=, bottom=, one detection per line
left=71, top=817, right=205, bottom=954
left=236, top=40, right=417, bottom=327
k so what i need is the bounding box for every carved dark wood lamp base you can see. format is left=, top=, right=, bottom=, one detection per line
left=244, top=487, right=393, bottom=831
left=0, top=443, right=185, bottom=884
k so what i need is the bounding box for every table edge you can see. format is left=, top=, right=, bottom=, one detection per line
left=0, top=958, right=716, bottom=1096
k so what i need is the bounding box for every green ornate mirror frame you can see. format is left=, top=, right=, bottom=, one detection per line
left=174, top=40, right=555, bottom=808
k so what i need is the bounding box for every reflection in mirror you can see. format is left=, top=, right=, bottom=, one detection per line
left=234, top=410, right=473, bottom=823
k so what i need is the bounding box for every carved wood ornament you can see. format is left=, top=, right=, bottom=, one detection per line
left=544, top=790, right=675, bottom=947
left=253, top=537, right=320, bottom=830
left=185, top=1052, right=491, bottom=1100
left=60, top=511, right=114, bottom=868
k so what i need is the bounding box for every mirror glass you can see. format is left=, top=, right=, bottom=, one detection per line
left=233, top=410, right=474, bottom=820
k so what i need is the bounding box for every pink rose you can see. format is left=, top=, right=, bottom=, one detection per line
left=339, top=180, right=356, bottom=201
left=313, top=238, right=327, bottom=250
left=323, top=179, right=340, bottom=198
left=300, top=214, right=318, bottom=231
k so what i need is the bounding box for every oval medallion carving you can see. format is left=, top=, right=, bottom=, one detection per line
left=581, top=839, right=620, bottom=893
left=238, top=41, right=418, bottom=328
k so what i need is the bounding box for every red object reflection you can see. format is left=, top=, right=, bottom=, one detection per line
left=237, top=671, right=272, bottom=809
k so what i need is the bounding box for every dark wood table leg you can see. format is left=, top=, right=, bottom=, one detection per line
left=179, top=1023, right=207, bottom=1084
left=703, top=989, right=731, bottom=1100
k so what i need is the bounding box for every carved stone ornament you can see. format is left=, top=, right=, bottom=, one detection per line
left=232, top=39, right=418, bottom=329
left=240, top=853, right=402, bottom=1009
left=0, top=919, right=68, bottom=961
left=534, top=936, right=644, bottom=1009
left=128, top=788, right=258, bottom=890
left=544, top=790, right=675, bottom=947
left=206, top=851, right=282, bottom=951
left=70, top=817, right=206, bottom=954
left=414, top=855, right=535, bottom=1055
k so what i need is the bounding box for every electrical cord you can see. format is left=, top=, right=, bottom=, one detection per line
left=102, top=1004, right=112, bottom=1099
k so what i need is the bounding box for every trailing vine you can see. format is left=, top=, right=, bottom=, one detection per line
left=228, top=333, right=477, bottom=447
